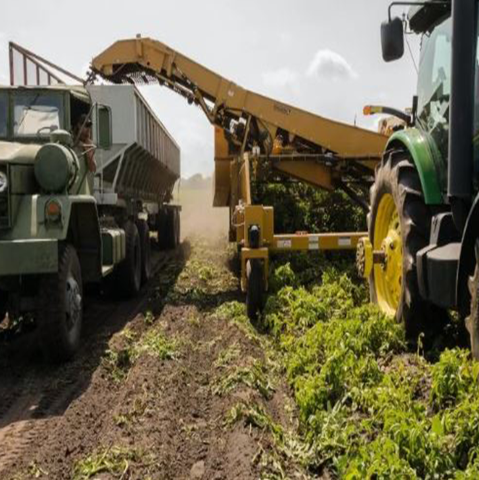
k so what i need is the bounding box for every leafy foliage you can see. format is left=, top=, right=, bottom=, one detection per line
left=261, top=257, right=479, bottom=478
left=252, top=182, right=366, bottom=234
left=72, top=446, right=149, bottom=479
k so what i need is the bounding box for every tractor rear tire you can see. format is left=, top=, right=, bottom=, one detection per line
left=38, top=244, right=83, bottom=362
left=369, top=150, right=448, bottom=344
left=115, top=220, right=142, bottom=297
left=246, top=259, right=264, bottom=324
left=466, top=262, right=479, bottom=359
left=136, top=219, right=151, bottom=285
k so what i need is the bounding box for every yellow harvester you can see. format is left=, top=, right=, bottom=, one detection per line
left=90, top=37, right=388, bottom=320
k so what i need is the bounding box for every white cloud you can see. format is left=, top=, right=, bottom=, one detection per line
left=306, top=49, right=358, bottom=81
left=261, top=67, right=298, bottom=89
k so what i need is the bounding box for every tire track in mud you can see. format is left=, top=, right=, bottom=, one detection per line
left=0, top=246, right=184, bottom=476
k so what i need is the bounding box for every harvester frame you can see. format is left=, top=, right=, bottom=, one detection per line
left=90, top=36, right=388, bottom=318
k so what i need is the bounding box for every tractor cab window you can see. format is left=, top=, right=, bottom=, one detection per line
left=13, top=92, right=63, bottom=139
left=0, top=93, right=7, bottom=138
left=417, top=16, right=452, bottom=163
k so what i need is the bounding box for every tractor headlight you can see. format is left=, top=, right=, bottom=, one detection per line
left=0, top=171, right=8, bottom=193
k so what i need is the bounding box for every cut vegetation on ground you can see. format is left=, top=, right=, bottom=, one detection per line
left=2, top=186, right=479, bottom=479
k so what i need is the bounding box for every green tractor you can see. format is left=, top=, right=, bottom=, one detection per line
left=358, top=0, right=479, bottom=355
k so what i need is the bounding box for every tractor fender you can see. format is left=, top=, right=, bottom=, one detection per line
left=457, top=192, right=479, bottom=315
left=386, top=128, right=443, bottom=205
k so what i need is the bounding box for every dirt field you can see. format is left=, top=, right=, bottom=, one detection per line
left=0, top=189, right=306, bottom=480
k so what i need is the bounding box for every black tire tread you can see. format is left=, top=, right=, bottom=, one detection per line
left=38, top=244, right=82, bottom=362
left=115, top=221, right=141, bottom=297
left=369, top=150, right=448, bottom=342
left=136, top=219, right=151, bottom=285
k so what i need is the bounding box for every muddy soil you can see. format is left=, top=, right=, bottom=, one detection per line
left=0, top=235, right=307, bottom=480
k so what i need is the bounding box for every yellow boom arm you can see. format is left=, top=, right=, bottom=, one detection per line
left=91, top=37, right=387, bottom=160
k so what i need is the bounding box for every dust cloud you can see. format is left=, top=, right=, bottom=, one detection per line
left=175, top=177, right=229, bottom=242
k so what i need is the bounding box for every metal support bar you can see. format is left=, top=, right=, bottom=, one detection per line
left=271, top=232, right=366, bottom=252
left=9, top=41, right=84, bottom=85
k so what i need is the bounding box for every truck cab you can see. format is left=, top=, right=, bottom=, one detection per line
left=0, top=86, right=110, bottom=360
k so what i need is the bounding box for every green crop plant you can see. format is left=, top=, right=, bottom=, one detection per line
left=214, top=345, right=242, bottom=369
left=213, top=360, right=275, bottom=399
left=430, top=348, right=479, bottom=410
left=247, top=256, right=479, bottom=478
left=252, top=182, right=366, bottom=235
left=72, top=446, right=150, bottom=479
left=138, top=328, right=177, bottom=360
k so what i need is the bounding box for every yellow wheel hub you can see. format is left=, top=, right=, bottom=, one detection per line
left=373, top=193, right=403, bottom=316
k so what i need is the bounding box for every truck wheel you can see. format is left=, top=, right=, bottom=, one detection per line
left=136, top=219, right=151, bottom=285
left=174, top=209, right=181, bottom=246
left=161, top=209, right=176, bottom=250
left=246, top=259, right=264, bottom=324
left=369, top=150, right=447, bottom=343
left=116, top=220, right=142, bottom=297
left=156, top=209, right=168, bottom=250
left=0, top=290, right=8, bottom=323
left=166, top=209, right=176, bottom=249
left=38, top=244, right=83, bottom=362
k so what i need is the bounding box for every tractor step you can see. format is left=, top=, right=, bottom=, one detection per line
left=417, top=242, right=460, bottom=309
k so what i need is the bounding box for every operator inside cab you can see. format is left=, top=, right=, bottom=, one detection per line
left=72, top=113, right=97, bottom=194
left=73, top=114, right=96, bottom=173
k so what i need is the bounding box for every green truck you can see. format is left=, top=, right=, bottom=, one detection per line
left=0, top=84, right=181, bottom=361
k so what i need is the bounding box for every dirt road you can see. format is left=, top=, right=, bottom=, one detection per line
left=0, top=235, right=306, bottom=480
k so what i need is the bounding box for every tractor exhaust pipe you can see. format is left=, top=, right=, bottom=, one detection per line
left=448, top=0, right=477, bottom=232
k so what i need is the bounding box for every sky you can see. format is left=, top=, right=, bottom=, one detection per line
left=0, top=0, right=420, bottom=178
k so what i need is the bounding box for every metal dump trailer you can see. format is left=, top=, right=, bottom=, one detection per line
left=88, top=85, right=180, bottom=206
left=0, top=82, right=181, bottom=361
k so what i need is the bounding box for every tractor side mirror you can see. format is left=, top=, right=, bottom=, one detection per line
left=381, top=17, right=404, bottom=62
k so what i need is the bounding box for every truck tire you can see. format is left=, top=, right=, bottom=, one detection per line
left=164, top=209, right=177, bottom=250
left=246, top=259, right=264, bottom=325
left=174, top=209, right=181, bottom=247
left=166, top=209, right=176, bottom=249
left=0, top=290, right=7, bottom=323
left=38, top=244, right=83, bottom=362
left=369, top=150, right=448, bottom=344
left=136, top=219, right=151, bottom=285
left=116, top=220, right=142, bottom=297
left=156, top=209, right=169, bottom=250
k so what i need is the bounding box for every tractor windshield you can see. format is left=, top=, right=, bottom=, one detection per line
left=417, top=12, right=479, bottom=169
left=0, top=93, right=7, bottom=138
left=416, top=16, right=452, bottom=163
